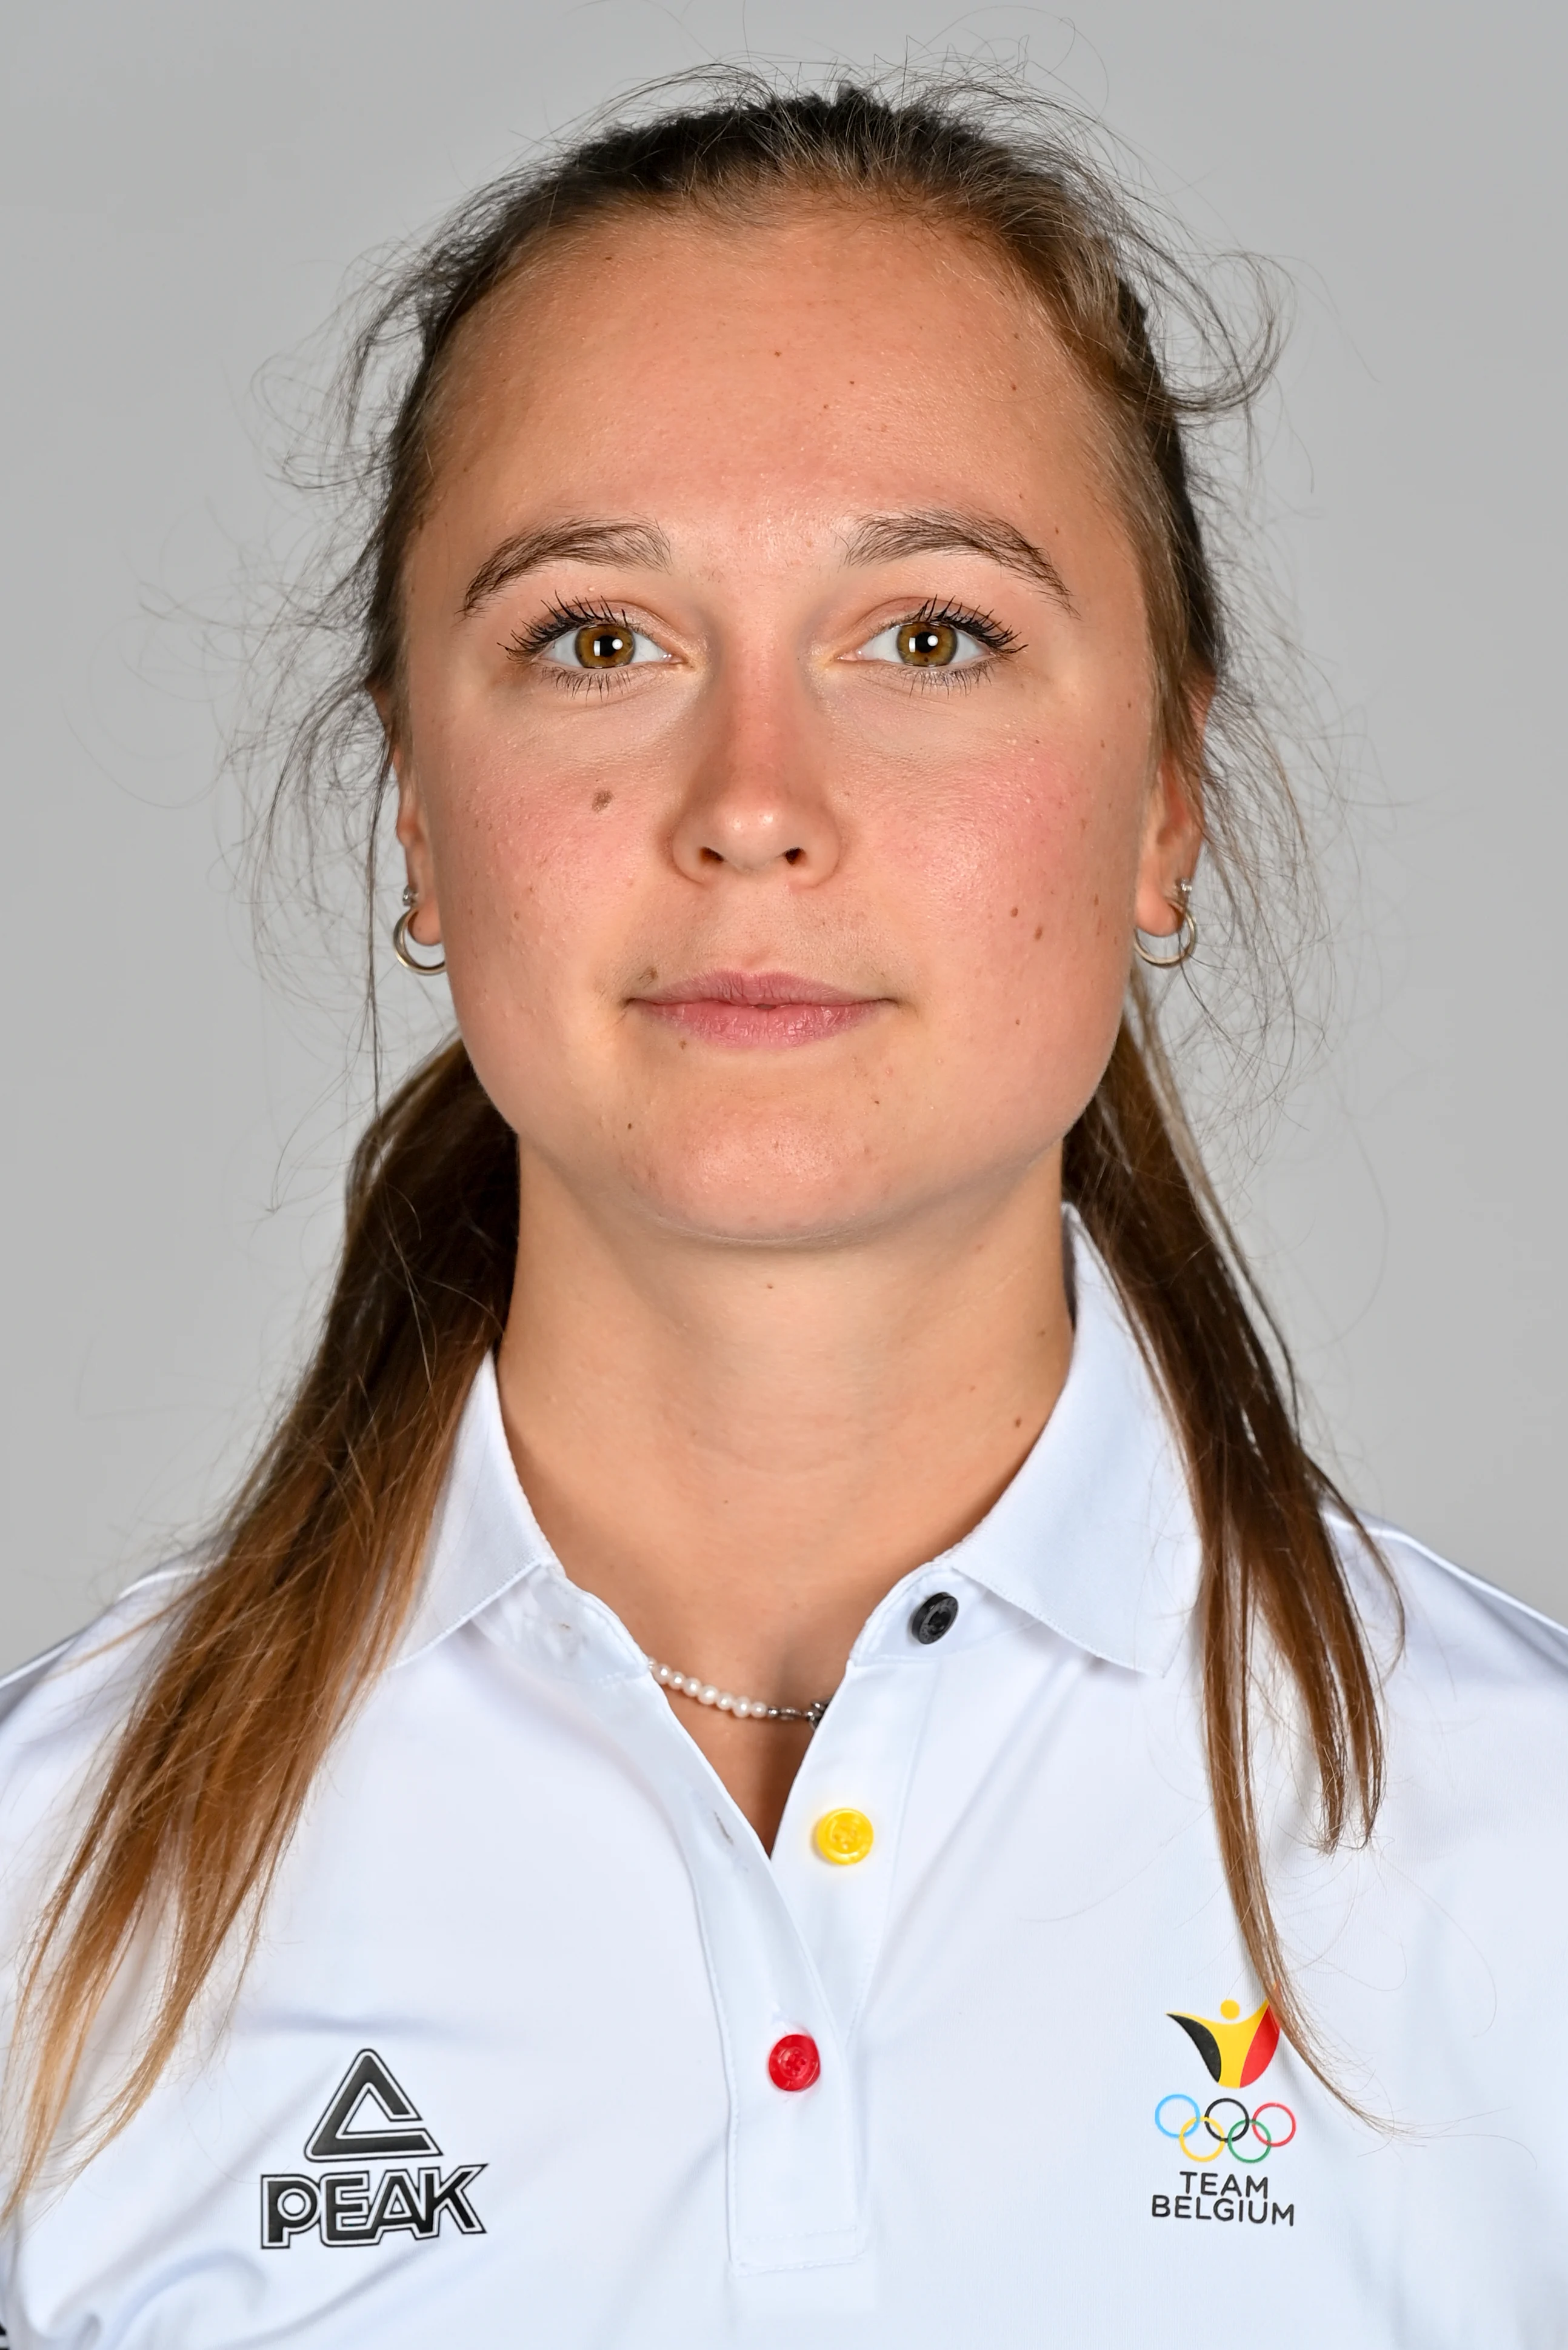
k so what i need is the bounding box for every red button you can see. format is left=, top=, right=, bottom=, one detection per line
left=767, top=2033, right=821, bottom=2092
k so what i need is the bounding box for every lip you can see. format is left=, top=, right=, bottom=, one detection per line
left=629, top=969, right=889, bottom=1048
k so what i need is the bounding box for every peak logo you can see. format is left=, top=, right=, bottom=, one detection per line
left=261, top=2050, right=485, bottom=2249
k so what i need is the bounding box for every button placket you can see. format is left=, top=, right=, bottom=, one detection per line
left=593, top=1672, right=867, bottom=2274
left=479, top=1566, right=979, bottom=2275
left=478, top=1583, right=865, bottom=2269
left=771, top=1642, right=942, bottom=2045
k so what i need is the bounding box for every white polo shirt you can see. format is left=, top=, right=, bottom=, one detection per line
left=3, top=1229, right=1567, bottom=2346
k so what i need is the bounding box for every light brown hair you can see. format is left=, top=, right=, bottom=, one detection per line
left=7, top=70, right=1392, bottom=2203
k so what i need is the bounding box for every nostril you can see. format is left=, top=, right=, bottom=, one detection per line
left=686, top=836, right=813, bottom=874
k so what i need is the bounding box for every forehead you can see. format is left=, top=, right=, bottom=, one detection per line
left=422, top=203, right=1110, bottom=544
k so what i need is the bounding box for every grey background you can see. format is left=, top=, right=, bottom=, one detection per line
left=3, top=0, right=1563, bottom=1672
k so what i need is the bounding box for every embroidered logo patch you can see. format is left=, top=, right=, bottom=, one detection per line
left=261, top=2049, right=486, bottom=2248
left=1149, top=1998, right=1297, bottom=2229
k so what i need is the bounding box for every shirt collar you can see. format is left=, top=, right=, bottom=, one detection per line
left=924, top=1218, right=1201, bottom=1674
left=396, top=1212, right=1201, bottom=1680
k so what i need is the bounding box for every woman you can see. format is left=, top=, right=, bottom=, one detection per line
left=2, top=74, right=1564, bottom=2346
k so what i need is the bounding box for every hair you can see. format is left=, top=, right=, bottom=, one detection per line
left=6, top=67, right=1393, bottom=2204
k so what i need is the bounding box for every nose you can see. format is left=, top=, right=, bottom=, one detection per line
left=669, top=671, right=842, bottom=886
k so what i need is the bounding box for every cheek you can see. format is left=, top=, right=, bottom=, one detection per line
left=893, top=736, right=1144, bottom=1063
left=417, top=684, right=635, bottom=953
left=413, top=720, right=645, bottom=1118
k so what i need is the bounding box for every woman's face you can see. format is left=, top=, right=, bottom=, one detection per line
left=393, top=205, right=1200, bottom=1247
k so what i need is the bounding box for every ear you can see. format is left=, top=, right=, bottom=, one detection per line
left=1133, top=689, right=1208, bottom=938
left=378, top=694, right=444, bottom=949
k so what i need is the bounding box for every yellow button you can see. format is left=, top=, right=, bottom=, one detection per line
left=813, top=1808, right=875, bottom=1866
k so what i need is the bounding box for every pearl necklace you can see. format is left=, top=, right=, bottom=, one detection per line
left=650, top=1658, right=831, bottom=1728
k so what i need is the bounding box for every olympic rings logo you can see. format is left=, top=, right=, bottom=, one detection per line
left=1154, top=2092, right=1296, bottom=2164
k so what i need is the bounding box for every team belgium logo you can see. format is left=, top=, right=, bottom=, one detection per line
left=1169, top=1996, right=1280, bottom=2091
left=1150, top=1997, right=1297, bottom=2227
left=261, top=2049, right=486, bottom=2249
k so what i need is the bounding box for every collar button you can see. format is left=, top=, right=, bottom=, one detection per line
left=909, top=1591, right=959, bottom=1645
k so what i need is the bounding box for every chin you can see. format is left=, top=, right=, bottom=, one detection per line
left=625, top=1119, right=910, bottom=1249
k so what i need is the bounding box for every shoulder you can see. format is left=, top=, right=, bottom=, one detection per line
left=1338, top=1510, right=1568, bottom=1687
left=1329, top=1512, right=1568, bottom=1810
left=0, top=1564, right=202, bottom=1895
left=0, top=1563, right=199, bottom=1732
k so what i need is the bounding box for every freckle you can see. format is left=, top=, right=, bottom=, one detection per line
left=592, top=789, right=613, bottom=811
left=1010, top=906, right=1018, bottom=917
left=1033, top=925, right=1043, bottom=940
left=1015, top=1416, right=1023, bottom=1428
left=679, top=1038, right=688, bottom=1050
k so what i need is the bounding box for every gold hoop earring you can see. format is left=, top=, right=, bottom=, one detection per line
left=1133, top=876, right=1198, bottom=970
left=392, top=884, right=446, bottom=976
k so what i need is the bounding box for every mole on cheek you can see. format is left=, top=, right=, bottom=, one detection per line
left=592, top=790, right=613, bottom=812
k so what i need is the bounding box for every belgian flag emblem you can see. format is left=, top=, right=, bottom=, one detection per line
left=1167, top=1997, right=1279, bottom=2088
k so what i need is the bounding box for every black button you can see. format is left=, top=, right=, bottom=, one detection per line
left=909, top=1591, right=959, bottom=1644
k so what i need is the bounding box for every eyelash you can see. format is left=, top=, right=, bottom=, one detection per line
left=892, top=598, right=1021, bottom=686
left=504, top=599, right=644, bottom=693
left=502, top=595, right=1023, bottom=689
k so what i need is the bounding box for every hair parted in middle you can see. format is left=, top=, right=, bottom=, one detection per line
left=7, top=65, right=1394, bottom=2210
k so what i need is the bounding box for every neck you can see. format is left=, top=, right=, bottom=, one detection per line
left=494, top=1151, right=1073, bottom=1843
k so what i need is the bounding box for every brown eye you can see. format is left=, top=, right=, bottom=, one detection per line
left=896, top=620, right=960, bottom=666
left=575, top=624, right=635, bottom=668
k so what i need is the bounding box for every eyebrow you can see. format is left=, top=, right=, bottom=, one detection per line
left=844, top=510, right=1076, bottom=612
left=462, top=519, right=673, bottom=615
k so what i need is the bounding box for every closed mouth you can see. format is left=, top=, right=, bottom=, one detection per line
left=629, top=970, right=889, bottom=1047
